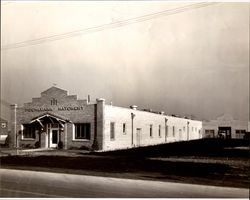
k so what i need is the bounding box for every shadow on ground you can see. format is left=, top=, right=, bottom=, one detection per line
left=1, top=138, right=249, bottom=188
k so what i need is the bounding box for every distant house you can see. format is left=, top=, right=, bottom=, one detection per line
left=9, top=86, right=202, bottom=151
left=0, top=118, right=8, bottom=145
left=202, top=114, right=249, bottom=139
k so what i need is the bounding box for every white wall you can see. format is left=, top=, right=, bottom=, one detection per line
left=103, top=105, right=202, bottom=151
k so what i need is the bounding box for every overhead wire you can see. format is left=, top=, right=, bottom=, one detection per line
left=1, top=2, right=219, bottom=51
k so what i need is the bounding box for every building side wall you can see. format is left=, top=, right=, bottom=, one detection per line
left=103, top=105, right=202, bottom=151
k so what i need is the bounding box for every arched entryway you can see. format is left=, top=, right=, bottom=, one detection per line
left=29, top=113, right=71, bottom=148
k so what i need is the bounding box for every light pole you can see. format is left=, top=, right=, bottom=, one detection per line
left=131, top=113, right=136, bottom=146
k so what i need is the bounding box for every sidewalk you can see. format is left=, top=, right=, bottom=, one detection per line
left=0, top=148, right=88, bottom=157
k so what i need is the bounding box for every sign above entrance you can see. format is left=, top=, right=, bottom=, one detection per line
left=25, top=106, right=84, bottom=112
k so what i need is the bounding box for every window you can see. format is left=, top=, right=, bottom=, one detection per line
left=110, top=122, right=115, bottom=140
left=235, top=130, right=246, bottom=139
left=183, top=126, right=185, bottom=132
left=1, top=122, right=6, bottom=129
left=122, top=123, right=126, bottom=134
left=173, top=126, right=175, bottom=137
left=22, top=124, right=36, bottom=139
left=195, top=127, right=197, bottom=132
left=165, top=125, right=168, bottom=137
left=192, top=127, right=194, bottom=132
left=150, top=125, right=153, bottom=137
left=205, top=129, right=215, bottom=138
left=74, top=123, right=91, bottom=140
left=159, top=125, right=161, bottom=137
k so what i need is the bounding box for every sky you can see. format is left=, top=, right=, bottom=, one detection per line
left=1, top=1, right=249, bottom=123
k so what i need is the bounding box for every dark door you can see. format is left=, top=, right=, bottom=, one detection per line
left=52, top=130, right=58, bottom=144
left=218, top=127, right=231, bottom=139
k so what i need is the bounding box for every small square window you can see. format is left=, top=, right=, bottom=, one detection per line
left=1, top=122, right=6, bottom=129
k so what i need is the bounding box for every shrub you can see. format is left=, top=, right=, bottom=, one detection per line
left=35, top=141, right=40, bottom=148
left=58, top=141, right=63, bottom=149
left=25, top=144, right=32, bottom=149
left=4, top=135, right=10, bottom=147
left=80, top=145, right=91, bottom=151
left=68, top=146, right=78, bottom=150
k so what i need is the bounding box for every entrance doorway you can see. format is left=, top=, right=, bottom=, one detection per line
left=48, top=124, right=60, bottom=148
left=136, top=128, right=141, bottom=147
left=50, top=129, right=59, bottom=148
left=218, top=127, right=231, bottom=139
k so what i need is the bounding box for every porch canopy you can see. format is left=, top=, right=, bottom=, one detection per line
left=29, top=112, right=72, bottom=128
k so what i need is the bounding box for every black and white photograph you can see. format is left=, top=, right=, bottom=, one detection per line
left=0, top=0, right=249, bottom=198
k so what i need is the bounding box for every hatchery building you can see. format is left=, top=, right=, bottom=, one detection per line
left=10, top=87, right=202, bottom=151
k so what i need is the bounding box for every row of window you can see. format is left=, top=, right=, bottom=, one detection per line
left=205, top=129, right=246, bottom=138
left=110, top=122, right=199, bottom=140
left=205, top=129, right=246, bottom=134
left=22, top=122, right=203, bottom=140
left=22, top=123, right=91, bottom=140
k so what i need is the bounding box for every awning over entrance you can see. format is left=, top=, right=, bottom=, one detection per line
left=29, top=112, right=72, bottom=128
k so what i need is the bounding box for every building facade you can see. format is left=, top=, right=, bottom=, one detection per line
left=202, top=114, right=249, bottom=139
left=10, top=87, right=202, bottom=151
left=0, top=118, right=8, bottom=145
left=0, top=118, right=8, bottom=135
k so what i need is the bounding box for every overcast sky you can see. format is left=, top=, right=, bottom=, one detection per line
left=1, top=1, right=249, bottom=122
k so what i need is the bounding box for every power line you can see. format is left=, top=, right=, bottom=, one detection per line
left=1, top=2, right=219, bottom=51
left=1, top=2, right=217, bottom=50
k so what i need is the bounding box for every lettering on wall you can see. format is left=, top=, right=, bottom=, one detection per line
left=51, top=98, right=58, bottom=106
left=24, top=106, right=84, bottom=112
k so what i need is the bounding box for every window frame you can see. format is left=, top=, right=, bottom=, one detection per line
left=173, top=126, right=175, bottom=137
left=158, top=125, right=161, bottom=137
left=73, top=123, right=91, bottom=141
left=122, top=123, right=126, bottom=135
left=22, top=124, right=36, bottom=140
left=235, top=129, right=246, bottom=139
left=110, top=122, right=115, bottom=140
left=150, top=124, right=153, bottom=138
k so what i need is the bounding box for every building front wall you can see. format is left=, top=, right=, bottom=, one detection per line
left=0, top=118, right=8, bottom=135
left=103, top=105, right=202, bottom=151
left=11, top=87, right=101, bottom=150
left=202, top=114, right=248, bottom=139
